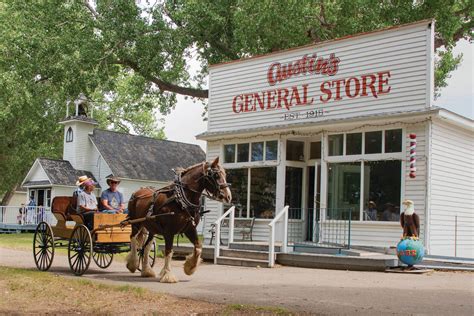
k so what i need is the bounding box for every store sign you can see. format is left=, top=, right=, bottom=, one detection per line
left=232, top=52, right=391, bottom=114
left=208, top=21, right=433, bottom=132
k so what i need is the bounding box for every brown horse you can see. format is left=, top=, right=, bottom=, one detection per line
left=125, top=157, right=231, bottom=283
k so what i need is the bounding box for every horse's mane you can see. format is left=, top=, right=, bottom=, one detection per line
left=175, top=162, right=204, bottom=175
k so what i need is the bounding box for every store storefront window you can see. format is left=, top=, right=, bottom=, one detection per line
left=365, top=131, right=382, bottom=154
left=224, top=144, right=235, bottom=163
left=363, top=160, right=401, bottom=221
left=327, top=162, right=360, bottom=220
left=385, top=129, right=402, bottom=153
left=266, top=140, right=278, bottom=160
left=285, top=167, right=303, bottom=219
left=329, top=134, right=343, bottom=156
left=310, top=141, right=321, bottom=159
left=226, top=169, right=248, bottom=218
left=346, top=133, right=362, bottom=155
left=286, top=140, right=304, bottom=161
left=250, top=167, right=277, bottom=219
left=251, top=142, right=264, bottom=161
left=237, top=143, right=249, bottom=162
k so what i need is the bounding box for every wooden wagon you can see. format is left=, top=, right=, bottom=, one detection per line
left=32, top=196, right=156, bottom=276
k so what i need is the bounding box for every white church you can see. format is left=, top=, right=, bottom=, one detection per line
left=20, top=103, right=205, bottom=213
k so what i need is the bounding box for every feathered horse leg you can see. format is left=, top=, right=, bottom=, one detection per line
left=159, top=234, right=178, bottom=283
left=183, top=226, right=202, bottom=276
left=126, top=226, right=142, bottom=273
left=140, top=232, right=156, bottom=277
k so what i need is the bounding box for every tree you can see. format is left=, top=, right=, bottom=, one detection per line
left=0, top=0, right=472, bottom=197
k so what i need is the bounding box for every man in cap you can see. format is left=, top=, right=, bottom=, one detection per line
left=77, top=178, right=98, bottom=230
left=365, top=201, right=378, bottom=221
left=100, top=176, right=125, bottom=214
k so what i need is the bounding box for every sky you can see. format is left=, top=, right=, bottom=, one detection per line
left=160, top=40, right=473, bottom=150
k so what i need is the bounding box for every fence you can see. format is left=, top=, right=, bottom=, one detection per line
left=287, top=208, right=353, bottom=249
left=0, top=206, right=55, bottom=226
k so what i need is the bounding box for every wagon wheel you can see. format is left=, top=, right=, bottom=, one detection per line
left=68, top=225, right=92, bottom=276
left=92, top=251, right=113, bottom=269
left=137, top=239, right=156, bottom=271
left=33, top=222, right=55, bottom=271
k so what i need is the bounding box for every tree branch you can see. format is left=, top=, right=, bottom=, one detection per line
left=83, top=0, right=99, bottom=20
left=115, top=59, right=208, bottom=98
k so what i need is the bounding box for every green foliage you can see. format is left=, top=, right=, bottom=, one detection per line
left=0, top=0, right=471, bottom=196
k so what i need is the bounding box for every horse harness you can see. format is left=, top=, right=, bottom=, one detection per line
left=139, top=162, right=229, bottom=232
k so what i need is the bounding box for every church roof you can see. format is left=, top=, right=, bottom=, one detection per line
left=89, top=129, right=206, bottom=182
left=23, top=158, right=99, bottom=187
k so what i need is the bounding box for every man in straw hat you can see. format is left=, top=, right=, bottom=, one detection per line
left=77, top=178, right=98, bottom=230
left=74, top=175, right=89, bottom=196
left=100, top=175, right=125, bottom=214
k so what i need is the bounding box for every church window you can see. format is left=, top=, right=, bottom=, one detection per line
left=66, top=127, right=73, bottom=142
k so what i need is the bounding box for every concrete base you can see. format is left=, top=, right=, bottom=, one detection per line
left=161, top=243, right=399, bottom=271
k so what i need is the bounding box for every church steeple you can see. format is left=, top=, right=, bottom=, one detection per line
left=59, top=94, right=98, bottom=170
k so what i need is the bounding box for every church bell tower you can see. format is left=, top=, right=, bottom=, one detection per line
left=59, top=94, right=98, bottom=170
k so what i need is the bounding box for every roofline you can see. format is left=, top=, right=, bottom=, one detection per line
left=197, top=108, right=439, bottom=140
left=436, top=108, right=474, bottom=131
left=21, top=159, right=52, bottom=187
left=210, top=19, right=434, bottom=69
left=58, top=118, right=99, bottom=125
left=88, top=135, right=115, bottom=180
left=117, top=177, right=170, bottom=184
left=91, top=128, right=205, bottom=151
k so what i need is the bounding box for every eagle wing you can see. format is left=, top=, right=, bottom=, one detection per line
left=413, top=213, right=420, bottom=237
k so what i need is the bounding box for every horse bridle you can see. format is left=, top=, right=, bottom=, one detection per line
left=201, top=162, right=230, bottom=200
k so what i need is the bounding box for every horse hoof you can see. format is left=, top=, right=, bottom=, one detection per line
left=141, top=267, right=156, bottom=278
left=160, top=272, right=178, bottom=283
left=126, top=262, right=137, bottom=273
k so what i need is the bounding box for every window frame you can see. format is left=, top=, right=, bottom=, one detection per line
left=66, top=127, right=73, bottom=143
left=325, top=127, right=405, bottom=222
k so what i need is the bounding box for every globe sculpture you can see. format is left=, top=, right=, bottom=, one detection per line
left=396, top=238, right=425, bottom=266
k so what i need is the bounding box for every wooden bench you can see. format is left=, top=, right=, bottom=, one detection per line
left=209, top=217, right=255, bottom=245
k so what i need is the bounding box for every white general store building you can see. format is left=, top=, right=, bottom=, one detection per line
left=199, top=20, right=474, bottom=258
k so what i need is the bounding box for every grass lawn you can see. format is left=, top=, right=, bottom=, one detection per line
left=0, top=266, right=290, bottom=315
left=0, top=232, right=202, bottom=261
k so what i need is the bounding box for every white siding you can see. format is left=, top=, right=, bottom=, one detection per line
left=86, top=139, right=113, bottom=191
left=6, top=191, right=28, bottom=206
left=429, top=120, right=474, bottom=258
left=403, top=124, right=428, bottom=242
left=203, top=141, right=223, bottom=242
left=62, top=121, right=96, bottom=171
left=209, top=22, right=433, bottom=133
left=28, top=162, right=49, bottom=182
left=118, top=179, right=168, bottom=204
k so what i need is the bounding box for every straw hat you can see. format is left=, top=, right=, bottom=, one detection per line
left=76, top=175, right=91, bottom=186
left=368, top=201, right=376, bottom=207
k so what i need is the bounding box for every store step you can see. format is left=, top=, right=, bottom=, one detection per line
left=216, top=256, right=269, bottom=268
left=229, top=241, right=282, bottom=252
left=220, top=248, right=269, bottom=261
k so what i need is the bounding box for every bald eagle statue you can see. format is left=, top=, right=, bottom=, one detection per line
left=400, top=200, right=420, bottom=238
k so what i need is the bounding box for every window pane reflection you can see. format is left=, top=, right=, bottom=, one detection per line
left=329, top=134, right=343, bottom=156
left=327, top=162, right=360, bottom=220
left=226, top=169, right=248, bottom=218
left=250, top=167, right=276, bottom=219
left=363, top=161, right=401, bottom=221
left=251, top=142, right=264, bottom=161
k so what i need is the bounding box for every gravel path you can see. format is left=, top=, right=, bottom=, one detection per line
left=1, top=247, right=473, bottom=315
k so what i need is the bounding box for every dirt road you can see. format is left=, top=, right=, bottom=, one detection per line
left=1, top=247, right=473, bottom=315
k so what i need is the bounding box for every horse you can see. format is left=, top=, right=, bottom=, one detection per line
left=125, top=157, right=232, bottom=283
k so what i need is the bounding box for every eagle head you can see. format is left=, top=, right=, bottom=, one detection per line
left=402, top=199, right=415, bottom=215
